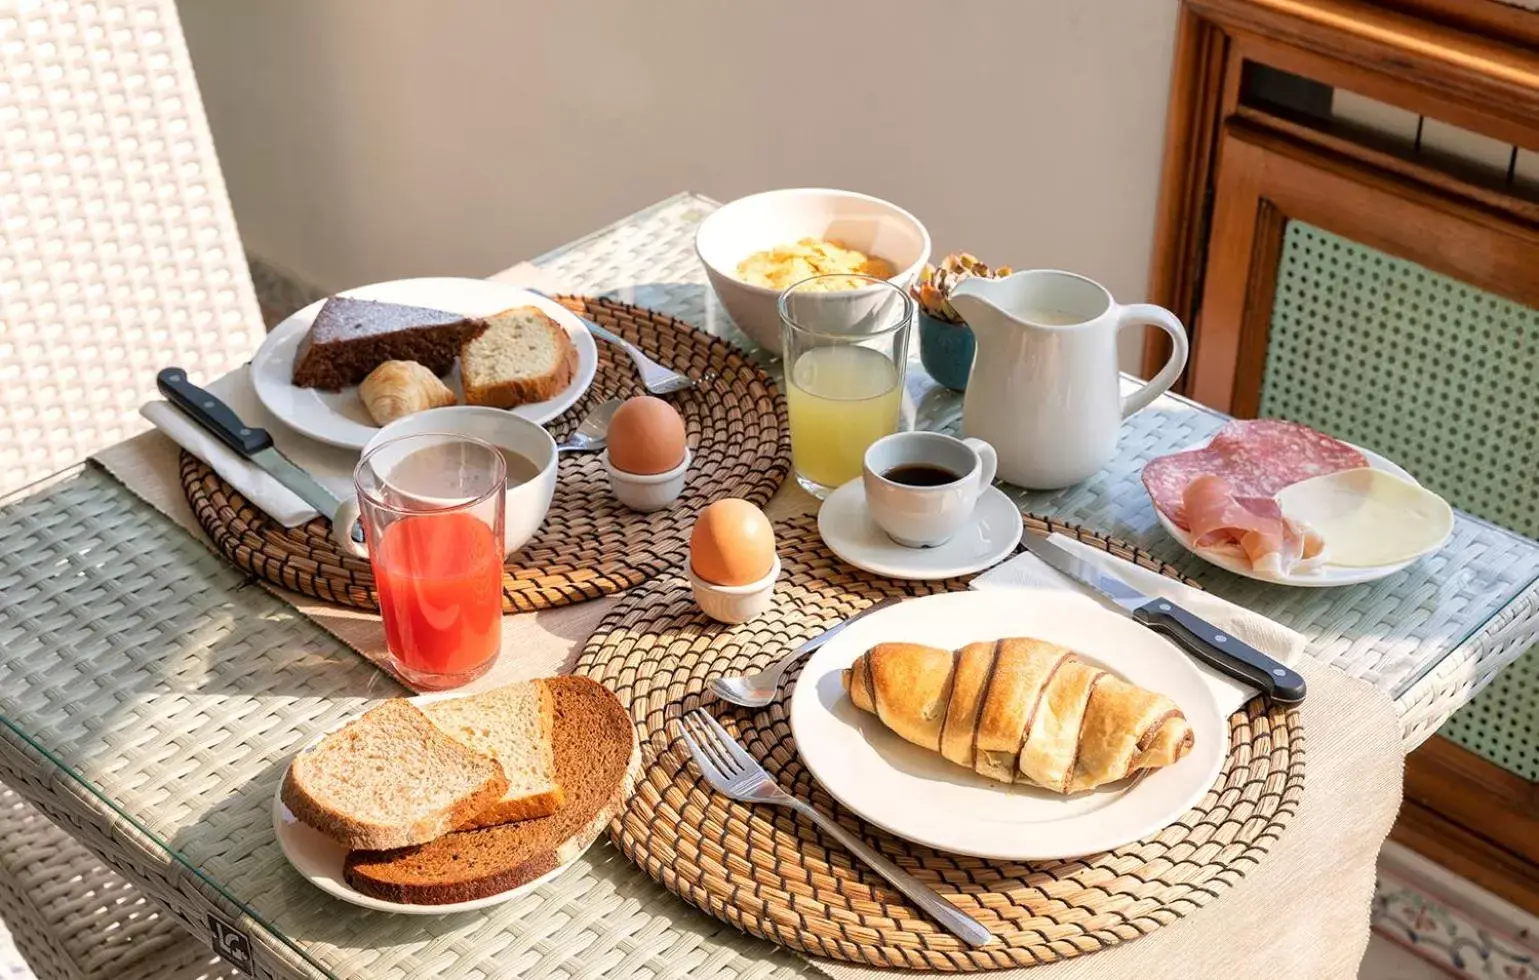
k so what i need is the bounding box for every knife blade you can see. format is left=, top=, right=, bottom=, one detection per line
left=156, top=368, right=344, bottom=522
left=1022, top=534, right=1307, bottom=703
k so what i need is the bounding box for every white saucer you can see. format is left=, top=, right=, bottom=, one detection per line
left=817, top=479, right=1023, bottom=580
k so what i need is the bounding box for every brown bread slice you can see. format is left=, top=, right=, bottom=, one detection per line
left=420, top=680, right=566, bottom=828
left=280, top=699, right=509, bottom=851
left=343, top=676, right=639, bottom=904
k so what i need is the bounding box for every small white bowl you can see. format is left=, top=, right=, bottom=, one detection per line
left=695, top=188, right=931, bottom=353
left=687, top=553, right=780, bottom=625
left=603, top=447, right=691, bottom=512
left=366, top=406, right=557, bottom=556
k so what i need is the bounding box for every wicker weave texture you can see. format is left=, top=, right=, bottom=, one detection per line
left=578, top=514, right=1303, bottom=972
left=0, top=193, right=1535, bottom=979
left=0, top=786, right=233, bottom=980
left=0, top=467, right=817, bottom=979
left=1257, top=221, right=1539, bottom=756
left=177, top=296, right=790, bottom=615
left=0, top=0, right=264, bottom=496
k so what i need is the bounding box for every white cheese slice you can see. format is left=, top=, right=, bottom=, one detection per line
left=1276, top=468, right=1452, bottom=568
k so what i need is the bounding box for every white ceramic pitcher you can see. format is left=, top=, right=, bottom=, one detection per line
left=948, top=269, right=1188, bottom=490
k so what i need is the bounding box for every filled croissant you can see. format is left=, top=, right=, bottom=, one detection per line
left=359, top=359, right=456, bottom=426
left=841, top=638, right=1194, bottom=794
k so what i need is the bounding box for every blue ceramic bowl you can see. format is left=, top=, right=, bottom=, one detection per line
left=918, top=311, right=975, bottom=391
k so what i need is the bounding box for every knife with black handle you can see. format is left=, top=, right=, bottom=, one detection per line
left=156, top=367, right=347, bottom=527
left=1022, top=533, right=1307, bottom=704
left=1131, top=600, right=1307, bottom=703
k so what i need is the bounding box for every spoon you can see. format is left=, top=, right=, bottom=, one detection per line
left=556, top=399, right=621, bottom=453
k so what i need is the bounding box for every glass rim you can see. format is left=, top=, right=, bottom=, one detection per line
left=776, top=273, right=915, bottom=341
left=353, top=431, right=507, bottom=516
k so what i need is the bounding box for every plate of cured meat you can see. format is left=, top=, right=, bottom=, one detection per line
left=1142, top=420, right=1454, bottom=587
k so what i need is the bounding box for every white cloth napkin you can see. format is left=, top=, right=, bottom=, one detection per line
left=140, top=367, right=360, bottom=527
left=971, top=533, right=1306, bottom=714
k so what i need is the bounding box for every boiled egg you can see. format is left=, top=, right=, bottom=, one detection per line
left=690, top=499, right=776, bottom=586
left=607, top=396, right=687, bottom=475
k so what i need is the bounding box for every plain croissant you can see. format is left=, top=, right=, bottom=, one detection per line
left=841, top=638, right=1194, bottom=794
left=359, top=360, right=457, bottom=425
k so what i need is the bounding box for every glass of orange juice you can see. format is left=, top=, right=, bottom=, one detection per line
left=344, top=433, right=505, bottom=690
left=779, top=274, right=913, bottom=497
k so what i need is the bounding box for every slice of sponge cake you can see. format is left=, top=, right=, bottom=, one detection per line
left=459, top=306, right=578, bottom=408
left=421, top=681, right=565, bottom=828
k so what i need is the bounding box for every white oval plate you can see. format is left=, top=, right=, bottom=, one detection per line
left=788, top=590, right=1228, bottom=860
left=272, top=691, right=591, bottom=914
left=252, top=277, right=599, bottom=450
left=817, top=480, right=1023, bottom=581
left=1152, top=444, right=1448, bottom=587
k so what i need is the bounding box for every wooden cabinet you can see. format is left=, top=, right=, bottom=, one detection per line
left=1146, top=0, right=1539, bottom=915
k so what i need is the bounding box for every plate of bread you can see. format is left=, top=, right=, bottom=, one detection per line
left=274, top=676, right=639, bottom=913
left=789, top=590, right=1228, bottom=860
left=252, top=277, right=599, bottom=450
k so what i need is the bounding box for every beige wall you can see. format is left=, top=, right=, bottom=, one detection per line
left=179, top=1, right=1180, bottom=371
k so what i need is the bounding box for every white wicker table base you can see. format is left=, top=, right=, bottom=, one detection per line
left=0, top=786, right=232, bottom=980
left=0, top=194, right=1533, bottom=979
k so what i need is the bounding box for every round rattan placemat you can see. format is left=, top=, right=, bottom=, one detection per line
left=179, top=296, right=790, bottom=613
left=576, top=513, right=1305, bottom=971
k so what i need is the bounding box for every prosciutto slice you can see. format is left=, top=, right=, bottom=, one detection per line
left=1183, top=475, right=1325, bottom=575
left=1142, top=419, right=1367, bottom=529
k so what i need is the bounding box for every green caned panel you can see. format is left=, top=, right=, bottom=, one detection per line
left=1258, top=221, right=1539, bottom=781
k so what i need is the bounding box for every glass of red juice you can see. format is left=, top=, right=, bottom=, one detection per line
left=346, top=433, right=505, bottom=690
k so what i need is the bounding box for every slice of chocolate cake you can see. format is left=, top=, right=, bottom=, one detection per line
left=291, top=296, right=487, bottom=390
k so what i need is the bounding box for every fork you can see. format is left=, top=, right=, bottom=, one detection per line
left=531, top=289, right=696, bottom=395
left=677, top=708, right=995, bottom=948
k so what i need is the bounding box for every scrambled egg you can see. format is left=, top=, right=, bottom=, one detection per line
left=734, top=238, right=896, bottom=292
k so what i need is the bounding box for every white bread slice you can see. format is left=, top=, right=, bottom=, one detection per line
left=280, top=699, right=509, bottom=850
left=460, top=306, right=578, bottom=408
left=421, top=681, right=566, bottom=829
left=344, top=676, right=640, bottom=905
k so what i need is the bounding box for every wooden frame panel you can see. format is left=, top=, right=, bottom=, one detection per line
left=1394, top=735, right=1539, bottom=915
left=1187, top=121, right=1539, bottom=414
left=1145, top=0, right=1539, bottom=381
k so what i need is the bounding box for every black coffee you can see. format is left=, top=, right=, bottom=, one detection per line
left=883, top=463, right=962, bottom=487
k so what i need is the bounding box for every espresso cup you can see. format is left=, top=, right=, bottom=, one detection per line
left=862, top=432, right=998, bottom=547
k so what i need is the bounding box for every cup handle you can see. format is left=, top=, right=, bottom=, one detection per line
left=332, top=498, right=368, bottom=557
left=963, top=438, right=997, bottom=498
left=1116, top=304, right=1189, bottom=419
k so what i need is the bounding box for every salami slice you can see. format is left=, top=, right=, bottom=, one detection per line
left=1141, top=419, right=1367, bottom=529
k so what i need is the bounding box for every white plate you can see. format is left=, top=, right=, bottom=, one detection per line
left=272, top=692, right=591, bottom=914
left=817, top=480, right=1023, bottom=580
left=788, top=590, right=1228, bottom=860
left=1152, top=444, right=1445, bottom=587
left=252, top=277, right=599, bottom=450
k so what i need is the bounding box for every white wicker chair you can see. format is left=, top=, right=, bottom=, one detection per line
left=1, top=1, right=263, bottom=976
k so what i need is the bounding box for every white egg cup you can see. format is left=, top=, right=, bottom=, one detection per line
left=688, top=552, right=780, bottom=625
left=603, top=447, right=691, bottom=513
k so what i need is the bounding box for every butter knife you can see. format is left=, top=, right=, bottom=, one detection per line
left=1022, top=534, right=1307, bottom=703
left=156, top=367, right=344, bottom=524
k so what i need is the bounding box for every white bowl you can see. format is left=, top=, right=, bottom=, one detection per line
left=603, top=447, right=691, bottom=512
left=368, top=406, right=557, bottom=556
left=687, top=553, right=780, bottom=625
left=695, top=188, right=931, bottom=353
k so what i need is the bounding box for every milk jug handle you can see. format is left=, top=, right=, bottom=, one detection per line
left=1116, top=304, right=1189, bottom=419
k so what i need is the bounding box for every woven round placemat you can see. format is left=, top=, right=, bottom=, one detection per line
left=178, top=296, right=790, bottom=613
left=575, top=513, right=1305, bottom=972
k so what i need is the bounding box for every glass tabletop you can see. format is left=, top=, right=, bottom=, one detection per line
left=1, top=191, right=1537, bottom=978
